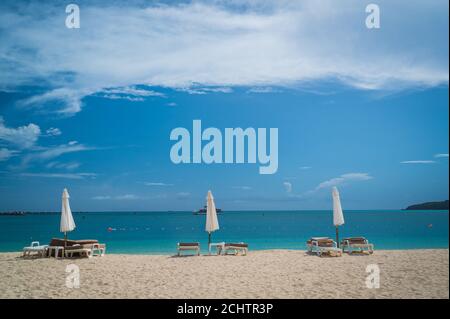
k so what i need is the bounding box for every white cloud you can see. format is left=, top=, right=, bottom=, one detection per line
left=176, top=87, right=233, bottom=95
left=400, top=160, right=436, bottom=164
left=434, top=153, right=449, bottom=158
left=115, top=194, right=140, bottom=200
left=247, top=87, right=281, bottom=93
left=233, top=186, right=252, bottom=190
left=92, top=195, right=111, bottom=200
left=98, top=86, right=166, bottom=101
left=92, top=194, right=142, bottom=200
left=0, top=117, right=41, bottom=149
left=0, top=1, right=447, bottom=114
left=19, top=88, right=89, bottom=115
left=45, top=127, right=61, bottom=136
left=0, top=148, right=18, bottom=161
left=144, top=182, right=173, bottom=186
left=299, top=166, right=311, bottom=170
left=315, top=173, right=373, bottom=190
left=45, top=161, right=80, bottom=170
left=20, top=172, right=96, bottom=179
left=283, top=181, right=292, bottom=193
left=20, top=141, right=95, bottom=168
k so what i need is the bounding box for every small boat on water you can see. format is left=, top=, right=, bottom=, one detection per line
left=193, top=206, right=222, bottom=215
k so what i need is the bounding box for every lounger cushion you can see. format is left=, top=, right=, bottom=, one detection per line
left=65, top=244, right=94, bottom=251
left=178, top=242, right=199, bottom=247
left=225, top=243, right=248, bottom=248
left=307, top=238, right=335, bottom=247
left=342, top=237, right=367, bottom=244
left=49, top=238, right=98, bottom=247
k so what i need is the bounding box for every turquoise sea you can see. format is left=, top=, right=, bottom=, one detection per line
left=0, top=210, right=448, bottom=254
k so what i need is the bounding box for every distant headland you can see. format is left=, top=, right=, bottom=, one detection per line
left=405, top=200, right=449, bottom=210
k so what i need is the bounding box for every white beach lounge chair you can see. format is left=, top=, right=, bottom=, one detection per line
left=91, top=243, right=106, bottom=256
left=307, top=238, right=342, bottom=257
left=223, top=242, right=248, bottom=256
left=177, top=242, right=200, bottom=256
left=340, top=237, right=374, bottom=254
left=22, top=241, right=48, bottom=258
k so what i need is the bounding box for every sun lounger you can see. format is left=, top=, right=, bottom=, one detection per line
left=224, top=242, right=248, bottom=256
left=340, top=237, right=374, bottom=254
left=306, top=237, right=330, bottom=252
left=48, top=238, right=106, bottom=257
left=177, top=242, right=200, bottom=256
left=307, top=238, right=342, bottom=257
left=23, top=241, right=48, bottom=258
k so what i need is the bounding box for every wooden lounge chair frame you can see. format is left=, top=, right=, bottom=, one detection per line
left=177, top=242, right=200, bottom=256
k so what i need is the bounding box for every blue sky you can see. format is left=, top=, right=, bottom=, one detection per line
left=0, top=0, right=448, bottom=211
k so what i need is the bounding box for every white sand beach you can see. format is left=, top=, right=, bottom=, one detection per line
left=0, top=249, right=448, bottom=299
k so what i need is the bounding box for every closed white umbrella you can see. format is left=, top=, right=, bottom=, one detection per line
left=60, top=188, right=76, bottom=246
left=332, top=186, right=345, bottom=247
left=205, top=190, right=219, bottom=247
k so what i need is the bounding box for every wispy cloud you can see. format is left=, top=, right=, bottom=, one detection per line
left=434, top=153, right=449, bottom=158
left=400, top=160, right=436, bottom=164
left=92, top=195, right=111, bottom=200
left=247, top=87, right=281, bottom=94
left=115, top=194, right=140, bottom=200
left=1, top=1, right=447, bottom=114
left=98, top=86, right=165, bottom=101
left=45, top=127, right=61, bottom=137
left=21, top=141, right=95, bottom=166
left=299, top=166, right=312, bottom=170
left=144, top=182, right=173, bottom=186
left=315, top=173, right=373, bottom=190
left=0, top=148, right=18, bottom=161
left=92, top=194, right=141, bottom=200
left=0, top=117, right=40, bottom=149
left=176, top=87, right=233, bottom=95
left=19, top=88, right=90, bottom=115
left=232, top=186, right=252, bottom=190
left=20, top=172, right=96, bottom=179
left=45, top=161, right=80, bottom=170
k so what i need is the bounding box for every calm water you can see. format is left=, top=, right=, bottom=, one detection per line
left=0, top=210, right=448, bottom=254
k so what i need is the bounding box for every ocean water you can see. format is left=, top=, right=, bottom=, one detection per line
left=0, top=210, right=448, bottom=254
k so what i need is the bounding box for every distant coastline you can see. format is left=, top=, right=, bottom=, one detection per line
left=405, top=200, right=449, bottom=211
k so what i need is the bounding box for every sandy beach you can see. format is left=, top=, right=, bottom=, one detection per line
left=0, top=249, right=448, bottom=299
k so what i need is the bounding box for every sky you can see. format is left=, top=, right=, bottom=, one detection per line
left=0, top=0, right=448, bottom=211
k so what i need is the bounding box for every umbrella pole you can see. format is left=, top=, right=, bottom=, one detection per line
left=64, top=232, right=67, bottom=248
left=335, top=226, right=339, bottom=248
